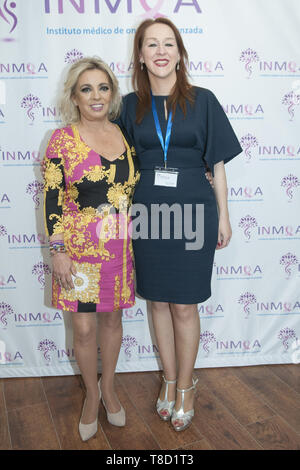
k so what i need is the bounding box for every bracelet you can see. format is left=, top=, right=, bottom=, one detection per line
left=49, top=240, right=64, bottom=246
left=49, top=242, right=67, bottom=255
left=50, top=247, right=67, bottom=255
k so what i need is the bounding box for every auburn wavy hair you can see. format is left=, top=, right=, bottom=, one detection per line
left=132, top=18, right=195, bottom=123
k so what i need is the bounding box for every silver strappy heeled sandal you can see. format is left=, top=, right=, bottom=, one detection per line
left=156, top=375, right=177, bottom=421
left=171, top=377, right=199, bottom=432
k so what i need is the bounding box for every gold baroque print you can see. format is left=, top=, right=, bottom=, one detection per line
left=97, top=204, right=114, bottom=218
left=46, top=130, right=67, bottom=160
left=57, top=188, right=64, bottom=207
left=63, top=221, right=98, bottom=259
left=61, top=127, right=91, bottom=179
left=58, top=300, right=77, bottom=312
left=114, top=275, right=121, bottom=310
left=45, top=123, right=140, bottom=313
left=44, top=160, right=63, bottom=191
left=98, top=219, right=117, bottom=261
left=107, top=164, right=116, bottom=184
left=83, top=165, right=110, bottom=183
left=63, top=209, right=116, bottom=261
left=59, top=262, right=101, bottom=303
left=52, top=278, right=59, bottom=306
left=46, top=129, right=80, bottom=179
left=81, top=206, right=99, bottom=220
left=63, top=212, right=94, bottom=254
left=49, top=213, right=64, bottom=234
left=69, top=165, right=112, bottom=187
left=107, top=183, right=129, bottom=210
left=67, top=184, right=79, bottom=201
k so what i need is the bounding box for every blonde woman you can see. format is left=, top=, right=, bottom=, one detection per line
left=43, top=57, right=140, bottom=441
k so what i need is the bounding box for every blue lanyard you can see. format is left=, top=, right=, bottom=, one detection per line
left=151, top=91, right=173, bottom=168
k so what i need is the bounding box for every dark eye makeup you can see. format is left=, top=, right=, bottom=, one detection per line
left=79, top=83, right=111, bottom=93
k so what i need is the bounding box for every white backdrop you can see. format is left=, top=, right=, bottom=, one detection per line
left=0, top=0, right=299, bottom=377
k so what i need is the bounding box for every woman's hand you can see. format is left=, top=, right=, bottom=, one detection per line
left=205, top=171, right=214, bottom=188
left=216, top=214, right=232, bottom=249
left=211, top=162, right=231, bottom=249
left=52, top=253, right=77, bottom=290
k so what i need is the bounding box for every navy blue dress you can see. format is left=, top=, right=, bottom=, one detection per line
left=119, top=86, right=242, bottom=304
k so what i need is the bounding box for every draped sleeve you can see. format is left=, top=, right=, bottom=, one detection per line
left=202, top=90, right=242, bottom=176
left=43, top=129, right=66, bottom=237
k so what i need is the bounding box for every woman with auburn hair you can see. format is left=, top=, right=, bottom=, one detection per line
left=43, top=57, right=140, bottom=441
left=118, top=17, right=242, bottom=431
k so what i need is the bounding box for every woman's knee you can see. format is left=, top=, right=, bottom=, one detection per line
left=170, top=303, right=198, bottom=322
left=100, top=310, right=122, bottom=330
left=73, top=316, right=96, bottom=345
left=151, top=301, right=170, bottom=313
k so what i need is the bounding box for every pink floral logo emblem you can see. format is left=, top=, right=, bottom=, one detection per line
left=121, top=335, right=138, bottom=359
left=281, top=174, right=300, bottom=201
left=238, top=292, right=257, bottom=319
left=278, top=328, right=298, bottom=353
left=37, top=339, right=57, bottom=366
left=239, top=48, right=259, bottom=78
left=64, top=49, right=84, bottom=64
left=32, top=262, right=51, bottom=288
left=240, top=134, right=258, bottom=162
left=239, top=215, right=258, bottom=241
left=282, top=90, right=300, bottom=121
left=0, top=302, right=14, bottom=329
left=21, top=94, right=42, bottom=125
left=0, top=225, right=7, bottom=237
left=26, top=180, right=45, bottom=209
left=200, top=331, right=216, bottom=357
left=279, top=253, right=298, bottom=279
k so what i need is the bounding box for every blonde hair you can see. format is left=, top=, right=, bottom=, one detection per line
left=58, top=56, right=122, bottom=125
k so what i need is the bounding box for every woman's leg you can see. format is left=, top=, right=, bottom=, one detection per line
left=169, top=303, right=200, bottom=426
left=98, top=309, right=123, bottom=413
left=151, top=301, right=177, bottom=405
left=72, top=312, right=99, bottom=424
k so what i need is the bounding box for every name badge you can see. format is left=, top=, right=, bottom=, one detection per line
left=154, top=167, right=179, bottom=187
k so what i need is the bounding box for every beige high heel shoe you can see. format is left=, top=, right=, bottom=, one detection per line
left=79, top=379, right=101, bottom=441
left=171, top=377, right=199, bottom=432
left=156, top=375, right=177, bottom=421
left=99, top=378, right=126, bottom=427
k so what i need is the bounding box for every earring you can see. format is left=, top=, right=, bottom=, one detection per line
left=140, top=62, right=144, bottom=71
left=176, top=61, right=180, bottom=71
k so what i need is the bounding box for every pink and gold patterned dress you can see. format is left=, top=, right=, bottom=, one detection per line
left=43, top=125, right=140, bottom=312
